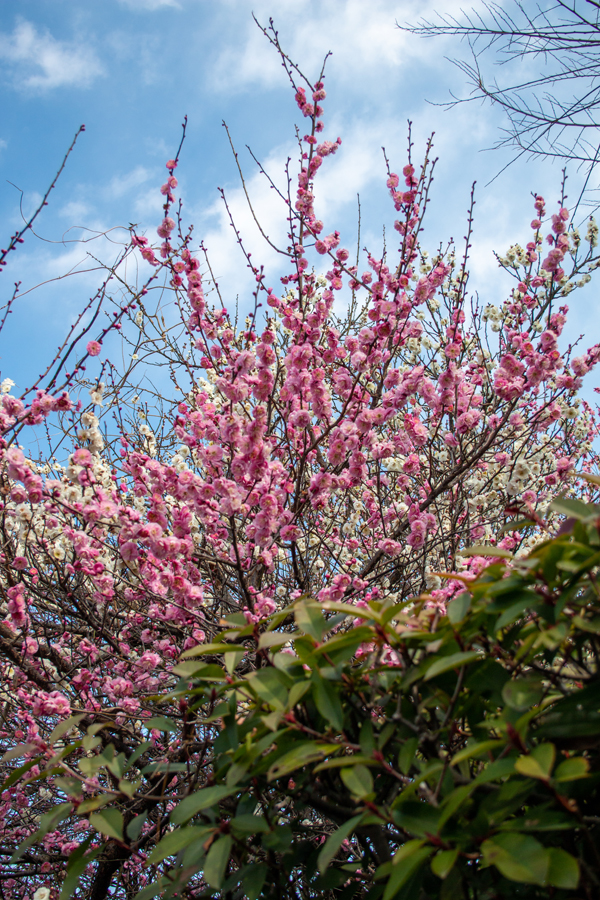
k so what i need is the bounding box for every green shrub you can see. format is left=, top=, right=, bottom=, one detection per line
left=15, top=496, right=600, bottom=898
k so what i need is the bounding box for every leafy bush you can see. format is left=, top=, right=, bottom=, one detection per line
left=16, top=492, right=600, bottom=899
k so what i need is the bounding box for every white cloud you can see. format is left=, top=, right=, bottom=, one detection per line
left=132, top=184, right=165, bottom=222
left=190, top=143, right=295, bottom=303
left=210, top=0, right=469, bottom=93
left=0, top=20, right=104, bottom=91
left=59, top=200, right=95, bottom=222
left=57, top=168, right=155, bottom=231
left=105, top=166, right=154, bottom=200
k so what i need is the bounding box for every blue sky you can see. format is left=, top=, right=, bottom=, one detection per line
left=0, top=0, right=597, bottom=403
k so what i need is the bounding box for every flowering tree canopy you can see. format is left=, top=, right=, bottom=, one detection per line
left=1, top=27, right=600, bottom=900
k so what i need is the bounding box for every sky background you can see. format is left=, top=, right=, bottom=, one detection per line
left=0, top=0, right=597, bottom=404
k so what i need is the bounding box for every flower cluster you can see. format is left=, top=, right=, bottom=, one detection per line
left=0, top=52, right=599, bottom=900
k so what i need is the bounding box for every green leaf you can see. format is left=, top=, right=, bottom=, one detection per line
left=203, top=834, right=232, bottom=889
left=89, top=809, right=124, bottom=842
left=458, top=545, right=513, bottom=558
left=383, top=841, right=432, bottom=900
left=118, top=778, right=140, bottom=798
left=424, top=651, right=480, bottom=681
left=125, top=741, right=152, bottom=771
left=146, top=717, right=178, bottom=733
left=481, top=833, right=549, bottom=885
left=1, top=743, right=38, bottom=762
left=172, top=659, right=224, bottom=678
left=438, top=785, right=472, bottom=829
left=147, top=825, right=208, bottom=865
left=398, top=737, right=418, bottom=776
left=546, top=847, right=580, bottom=889
left=261, top=824, right=293, bottom=852
left=447, top=592, right=471, bottom=624
left=0, top=757, right=41, bottom=792
left=230, top=815, right=270, bottom=835
left=451, top=740, right=504, bottom=765
left=222, top=611, right=249, bottom=627
left=531, top=743, right=557, bottom=775
left=319, top=601, right=381, bottom=621
left=495, top=596, right=541, bottom=631
left=554, top=756, right=590, bottom=781
left=226, top=761, right=249, bottom=788
left=341, top=764, right=373, bottom=799
left=258, top=631, right=296, bottom=649
left=247, top=668, right=290, bottom=710
left=502, top=675, right=544, bottom=710
left=76, top=795, right=114, bottom=815
left=287, top=680, right=310, bottom=709
left=431, top=849, right=459, bottom=880
left=170, top=786, right=235, bottom=825
left=514, top=744, right=555, bottom=781
left=140, top=762, right=189, bottom=776
left=53, top=776, right=83, bottom=799
left=49, top=714, right=86, bottom=746
left=241, top=863, right=268, bottom=900
left=295, top=602, right=328, bottom=642
left=127, top=812, right=148, bottom=842
left=106, top=751, right=127, bottom=779
left=261, top=710, right=284, bottom=732
left=393, top=801, right=440, bottom=838
left=180, top=641, right=244, bottom=658
left=313, top=627, right=373, bottom=663
left=180, top=662, right=228, bottom=681
left=499, top=518, right=536, bottom=534
left=514, top=757, right=549, bottom=781
left=575, top=472, right=600, bottom=488
left=500, top=809, right=574, bottom=832
left=313, top=676, right=344, bottom=731
left=267, top=742, right=339, bottom=781
left=573, top=615, right=600, bottom=633
left=225, top=649, right=246, bottom=674
left=550, top=496, right=599, bottom=521
left=471, top=758, right=515, bottom=786
left=86, top=723, right=110, bottom=737
left=132, top=879, right=166, bottom=900
left=81, top=735, right=102, bottom=754
left=318, top=814, right=364, bottom=873
left=360, top=720, right=375, bottom=756
left=314, top=755, right=377, bottom=772
left=41, top=802, right=75, bottom=832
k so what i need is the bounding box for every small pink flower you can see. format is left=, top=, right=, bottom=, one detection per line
left=73, top=448, right=92, bottom=466
left=86, top=341, right=102, bottom=357
left=157, top=217, right=176, bottom=239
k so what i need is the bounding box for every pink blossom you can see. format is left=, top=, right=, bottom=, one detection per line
left=72, top=448, right=93, bottom=466
left=32, top=691, right=71, bottom=718
left=0, top=68, right=598, bottom=892
left=456, top=409, right=481, bottom=434
left=157, top=217, right=176, bottom=239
